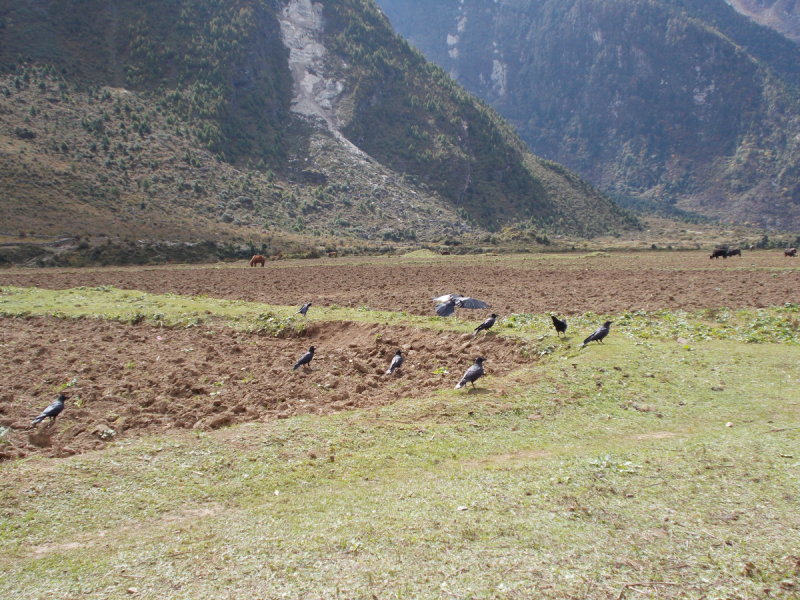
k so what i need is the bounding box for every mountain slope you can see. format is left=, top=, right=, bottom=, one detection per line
left=377, top=0, right=800, bottom=231
left=727, top=0, right=800, bottom=42
left=0, top=0, right=636, bottom=247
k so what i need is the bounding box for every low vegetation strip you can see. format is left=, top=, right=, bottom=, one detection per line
left=1, top=286, right=799, bottom=346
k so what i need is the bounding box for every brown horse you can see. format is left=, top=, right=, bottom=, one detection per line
left=249, top=255, right=266, bottom=267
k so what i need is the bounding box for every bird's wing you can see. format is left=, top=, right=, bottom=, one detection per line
left=584, top=328, right=602, bottom=344
left=435, top=302, right=455, bottom=317
left=456, top=297, right=489, bottom=309
left=432, top=293, right=456, bottom=303
left=461, top=364, right=480, bottom=382
left=43, top=401, right=62, bottom=416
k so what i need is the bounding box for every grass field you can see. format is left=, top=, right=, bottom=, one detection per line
left=1, top=280, right=799, bottom=598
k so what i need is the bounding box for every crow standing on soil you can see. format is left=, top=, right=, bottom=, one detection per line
left=296, top=302, right=312, bottom=317
left=582, top=321, right=613, bottom=346
left=551, top=315, right=568, bottom=337
left=32, top=394, right=67, bottom=426
left=473, top=314, right=498, bottom=336
left=293, top=346, right=316, bottom=370
left=433, top=293, right=490, bottom=317
left=455, top=357, right=485, bottom=390
left=386, top=350, right=404, bottom=375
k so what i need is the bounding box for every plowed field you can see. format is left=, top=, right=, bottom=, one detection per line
left=2, top=251, right=797, bottom=316
left=0, top=317, right=534, bottom=460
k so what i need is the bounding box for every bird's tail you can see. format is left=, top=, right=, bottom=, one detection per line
left=292, top=364, right=299, bottom=371
left=32, top=415, right=44, bottom=425
left=386, top=367, right=393, bottom=375
left=455, top=381, right=465, bottom=389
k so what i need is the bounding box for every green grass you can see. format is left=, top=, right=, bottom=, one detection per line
left=1, top=288, right=799, bottom=598
left=1, top=285, right=799, bottom=345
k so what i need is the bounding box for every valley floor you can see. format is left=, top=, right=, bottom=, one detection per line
left=1, top=252, right=798, bottom=598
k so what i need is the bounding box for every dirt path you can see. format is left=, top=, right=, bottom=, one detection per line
left=2, top=252, right=798, bottom=316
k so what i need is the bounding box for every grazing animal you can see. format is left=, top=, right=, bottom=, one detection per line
left=386, top=350, right=404, bottom=375
left=455, top=357, right=486, bottom=390
left=249, top=255, right=266, bottom=267
left=749, top=245, right=755, bottom=251
left=786, top=248, right=797, bottom=257
left=296, top=302, right=312, bottom=317
left=473, top=314, right=498, bottom=336
left=433, top=293, right=490, bottom=317
left=551, top=315, right=568, bottom=337
left=32, top=394, right=67, bottom=426
left=583, top=321, right=613, bottom=346
left=328, top=252, right=337, bottom=258
left=441, top=251, right=451, bottom=256
left=727, top=248, right=742, bottom=258
left=293, top=346, right=316, bottom=371
left=710, top=248, right=728, bottom=259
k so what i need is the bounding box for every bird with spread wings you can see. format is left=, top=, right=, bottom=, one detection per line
left=433, top=293, right=490, bottom=317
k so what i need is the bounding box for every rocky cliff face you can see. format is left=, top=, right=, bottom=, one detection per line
left=378, top=0, right=800, bottom=230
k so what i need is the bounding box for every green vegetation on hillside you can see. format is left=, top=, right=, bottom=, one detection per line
left=378, top=0, right=800, bottom=231
left=319, top=0, right=636, bottom=234
left=1, top=0, right=291, bottom=165
left=0, top=0, right=639, bottom=249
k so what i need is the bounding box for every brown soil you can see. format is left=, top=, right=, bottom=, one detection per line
left=0, top=316, right=534, bottom=461
left=1, top=252, right=797, bottom=316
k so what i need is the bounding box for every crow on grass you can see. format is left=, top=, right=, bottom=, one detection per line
left=455, top=357, right=485, bottom=390
left=551, top=315, right=568, bottom=337
left=583, top=321, right=613, bottom=346
left=474, top=314, right=498, bottom=336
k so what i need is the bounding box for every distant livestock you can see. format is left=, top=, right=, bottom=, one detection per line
left=710, top=249, right=728, bottom=259
left=749, top=245, right=755, bottom=251
left=249, top=255, right=266, bottom=267
left=328, top=252, right=337, bottom=258
left=441, top=251, right=451, bottom=256
left=727, top=248, right=742, bottom=258
left=786, top=248, right=797, bottom=257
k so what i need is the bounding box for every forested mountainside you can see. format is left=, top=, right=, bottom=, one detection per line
left=377, top=0, right=800, bottom=230
left=727, top=0, right=800, bottom=42
left=0, top=0, right=635, bottom=247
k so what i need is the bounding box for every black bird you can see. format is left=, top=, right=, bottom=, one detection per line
left=386, top=350, right=404, bottom=375
left=433, top=293, right=490, bottom=317
left=32, top=394, right=67, bottom=426
left=583, top=321, right=613, bottom=346
left=474, top=314, right=498, bottom=336
left=455, top=357, right=485, bottom=390
left=293, top=346, right=316, bottom=370
left=551, top=315, right=568, bottom=337
left=296, top=302, right=312, bottom=317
